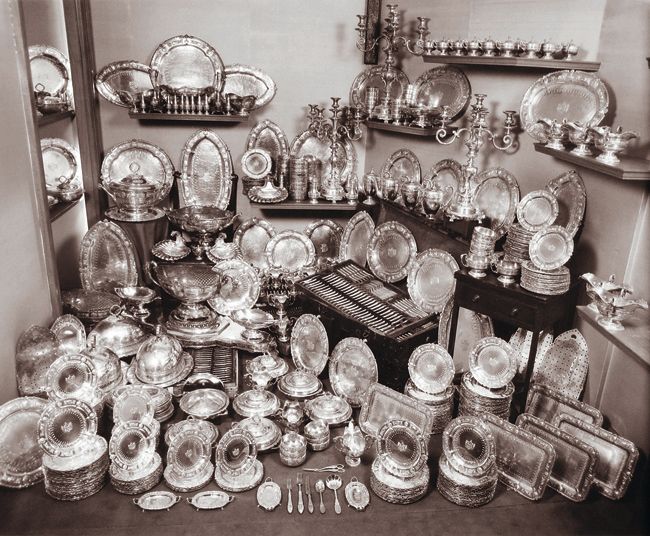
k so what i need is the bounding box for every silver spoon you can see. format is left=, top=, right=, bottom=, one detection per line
left=315, top=479, right=326, bottom=514
left=326, top=474, right=342, bottom=514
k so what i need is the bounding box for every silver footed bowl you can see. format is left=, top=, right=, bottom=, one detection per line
left=149, top=261, right=221, bottom=305
left=165, top=206, right=237, bottom=234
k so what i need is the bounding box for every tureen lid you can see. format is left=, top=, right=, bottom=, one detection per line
left=248, top=353, right=289, bottom=379
left=304, top=418, right=329, bottom=439
left=305, top=393, right=352, bottom=425
left=232, top=389, right=280, bottom=418
left=113, top=163, right=158, bottom=192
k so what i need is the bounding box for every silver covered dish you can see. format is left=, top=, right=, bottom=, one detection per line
left=237, top=416, right=282, bottom=452
left=304, top=393, right=352, bottom=427
left=179, top=388, right=229, bottom=420
left=232, top=388, right=280, bottom=419
left=132, top=326, right=190, bottom=387
left=87, top=308, right=150, bottom=359
left=277, top=370, right=323, bottom=399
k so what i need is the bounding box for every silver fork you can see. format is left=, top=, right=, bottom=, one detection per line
left=297, top=472, right=304, bottom=514
left=287, top=478, right=293, bottom=514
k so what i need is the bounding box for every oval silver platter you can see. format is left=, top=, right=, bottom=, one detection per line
left=133, top=490, right=181, bottom=511
left=233, top=218, right=276, bottom=270
left=473, top=167, right=520, bottom=238
left=412, top=65, right=471, bottom=121
left=339, top=211, right=375, bottom=267
left=95, top=60, right=153, bottom=107
left=349, top=65, right=409, bottom=107
left=290, top=129, right=356, bottom=185
left=187, top=490, right=234, bottom=511
left=545, top=170, right=586, bottom=238
left=223, top=64, right=276, bottom=109
left=246, top=120, right=289, bottom=166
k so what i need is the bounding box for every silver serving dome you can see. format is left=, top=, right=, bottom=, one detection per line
left=82, top=336, right=123, bottom=392
left=88, top=308, right=150, bottom=358
left=133, top=325, right=187, bottom=386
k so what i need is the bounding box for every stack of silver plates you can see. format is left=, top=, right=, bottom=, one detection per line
left=520, top=261, right=571, bottom=295
left=110, top=453, right=163, bottom=495
left=289, top=156, right=309, bottom=201
left=437, top=454, right=498, bottom=507
left=108, top=385, right=173, bottom=424
left=369, top=458, right=429, bottom=505
left=469, top=226, right=497, bottom=257
left=404, top=381, right=454, bottom=433
left=458, top=372, right=514, bottom=420
left=43, top=436, right=109, bottom=501
left=503, top=224, right=536, bottom=264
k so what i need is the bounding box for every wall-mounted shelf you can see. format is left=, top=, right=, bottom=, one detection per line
left=422, top=54, right=600, bottom=71
left=128, top=112, right=249, bottom=123
left=49, top=198, right=81, bottom=222
left=366, top=119, right=457, bottom=138
left=38, top=109, right=75, bottom=127
left=534, top=143, right=650, bottom=180
left=256, top=200, right=361, bottom=212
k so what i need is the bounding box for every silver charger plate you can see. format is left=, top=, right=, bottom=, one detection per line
left=304, top=219, right=343, bottom=260
left=38, top=398, right=97, bottom=457
left=529, top=225, right=574, bottom=270
left=377, top=419, right=428, bottom=479
left=516, top=190, right=559, bottom=232
left=95, top=60, right=153, bottom=107
left=216, top=427, right=257, bottom=477
left=28, top=45, right=70, bottom=98
left=468, top=337, right=517, bottom=389
left=233, top=218, right=276, bottom=270
left=166, top=428, right=212, bottom=479
left=149, top=34, right=224, bottom=91
left=246, top=120, right=289, bottom=166
left=265, top=230, right=315, bottom=273
left=423, top=158, right=464, bottom=207
left=207, top=259, right=260, bottom=315
left=241, top=148, right=272, bottom=180
left=40, top=138, right=80, bottom=192
left=46, top=354, right=98, bottom=401
left=179, top=130, right=233, bottom=209
left=407, top=248, right=458, bottom=314
left=51, top=314, right=86, bottom=355
left=223, top=64, right=276, bottom=109
left=290, top=129, right=356, bottom=185
left=412, top=66, right=471, bottom=120
left=473, top=167, right=520, bottom=238
left=109, top=420, right=156, bottom=474
left=367, top=221, right=417, bottom=283
left=380, top=149, right=422, bottom=188
left=520, top=70, right=609, bottom=142
left=442, top=415, right=496, bottom=477
left=290, top=314, right=329, bottom=375
left=329, top=337, right=378, bottom=408
left=339, top=211, right=374, bottom=267
left=79, top=220, right=139, bottom=293
left=546, top=170, right=586, bottom=238
left=408, top=343, right=455, bottom=395
left=349, top=65, right=409, bottom=107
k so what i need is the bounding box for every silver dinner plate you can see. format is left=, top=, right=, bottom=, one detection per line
left=423, top=158, right=464, bottom=206
left=95, top=60, right=153, bottom=107
left=545, top=170, right=586, bottom=238
left=223, top=64, right=276, bottom=109
left=265, top=230, right=316, bottom=273
left=329, top=337, right=378, bottom=408
left=46, top=354, right=98, bottom=401
left=166, top=428, right=212, bottom=479
left=407, top=248, right=458, bottom=314
left=246, top=120, right=289, bottom=166
left=380, top=148, right=422, bottom=187
left=442, top=416, right=496, bottom=477
left=473, top=167, right=520, bottom=238
left=207, top=259, right=260, bottom=314
left=468, top=337, right=517, bottom=389
left=367, top=221, right=417, bottom=283
left=412, top=66, right=471, bottom=120
left=38, top=398, right=97, bottom=457
left=233, top=217, right=276, bottom=270
left=149, top=34, right=224, bottom=91
left=408, top=343, right=455, bottom=395
left=349, top=65, right=409, bottom=107
left=520, top=70, right=609, bottom=142
left=304, top=219, right=343, bottom=260
left=40, top=138, right=79, bottom=191
left=290, top=129, right=356, bottom=185
left=529, top=225, right=574, bottom=271
left=79, top=220, right=139, bottom=293
left=179, top=129, right=233, bottom=209
left=216, top=427, right=257, bottom=477
left=339, top=211, right=375, bottom=267
left=28, top=45, right=71, bottom=99
left=51, top=314, right=86, bottom=355
left=516, top=190, right=559, bottom=232
left=113, top=386, right=155, bottom=424
left=291, top=314, right=329, bottom=375
left=109, top=420, right=156, bottom=473
left=377, top=419, right=428, bottom=479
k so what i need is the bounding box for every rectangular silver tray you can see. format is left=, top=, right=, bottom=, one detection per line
left=525, top=383, right=603, bottom=426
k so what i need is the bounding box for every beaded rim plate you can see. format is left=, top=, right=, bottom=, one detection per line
left=241, top=148, right=272, bottom=180
left=380, top=149, right=422, bottom=187
left=473, top=167, right=520, bottom=238
left=525, top=383, right=603, bottom=426
left=290, top=314, right=329, bottom=375
left=367, top=221, right=417, bottom=283
left=51, top=314, right=86, bottom=355
left=207, top=259, right=260, bottom=314
left=408, top=343, right=455, bottom=395
left=257, top=477, right=282, bottom=511
left=188, top=490, right=234, bottom=511
left=133, top=490, right=181, bottom=511
left=95, top=60, right=153, bottom=107
left=377, top=419, right=428, bottom=479
left=109, top=420, right=156, bottom=473
left=165, top=419, right=218, bottom=448
left=304, top=219, right=343, bottom=260
left=407, top=248, right=459, bottom=314
left=329, top=337, right=378, bottom=408
left=265, top=230, right=316, bottom=273
left=529, top=225, right=574, bottom=271
left=423, top=158, right=464, bottom=206
left=40, top=137, right=79, bottom=191
left=442, top=416, right=496, bottom=477
left=469, top=337, right=517, bottom=389
left=412, top=66, right=471, bottom=120
left=233, top=217, right=276, bottom=270
left=223, top=64, right=276, bottom=109
left=113, top=386, right=155, bottom=424
left=339, top=211, right=375, bottom=267
left=545, top=170, right=586, bottom=238
left=246, top=120, right=289, bottom=165
left=349, top=65, right=409, bottom=107
left=0, top=397, right=48, bottom=488
left=28, top=45, right=70, bottom=97
left=216, top=427, right=257, bottom=477
left=167, top=429, right=212, bottom=479
left=38, top=398, right=97, bottom=457
left=46, top=354, right=98, bottom=401
left=516, top=190, right=559, bottom=232
left=290, top=129, right=357, bottom=185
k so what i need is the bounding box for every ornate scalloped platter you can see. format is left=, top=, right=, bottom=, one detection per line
left=380, top=149, right=422, bottom=187
left=216, top=427, right=257, bottom=477
left=349, top=65, right=409, bottom=107
left=377, top=419, right=428, bottom=479
left=28, top=45, right=70, bottom=98
left=233, top=218, right=276, bottom=270
left=179, top=129, right=232, bottom=208
left=367, top=221, right=417, bottom=283
left=246, top=120, right=289, bottom=167
left=290, top=129, right=356, bottom=185
left=407, top=248, right=458, bottom=314
left=525, top=383, right=603, bottom=427
left=545, top=170, right=586, bottom=238
left=223, top=64, right=276, bottom=109
left=329, top=337, right=378, bottom=408
left=339, top=211, right=374, bottom=267
left=529, top=225, right=574, bottom=271
left=469, top=337, right=517, bottom=389
left=516, top=190, right=559, bottom=232
left=408, top=343, right=455, bottom=395
left=51, top=314, right=86, bottom=355
left=345, top=477, right=370, bottom=511
left=443, top=416, right=496, bottom=477
left=257, top=477, right=282, bottom=511
left=95, top=60, right=153, bottom=107
left=207, top=259, right=260, bottom=314
left=304, top=219, right=343, bottom=260
left=265, top=230, right=315, bottom=273
left=38, top=398, right=97, bottom=457
left=291, top=314, right=329, bottom=375
left=412, top=66, right=471, bottom=120
left=423, top=158, right=464, bottom=206
left=79, top=220, right=138, bottom=292
left=0, top=397, right=48, bottom=488
left=520, top=70, right=609, bottom=142
left=473, top=167, right=520, bottom=238
left=41, top=138, right=79, bottom=191
left=149, top=34, right=224, bottom=91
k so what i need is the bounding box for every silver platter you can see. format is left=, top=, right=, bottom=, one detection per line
left=95, top=60, right=153, bottom=107
left=407, top=248, right=458, bottom=314
left=529, top=225, right=574, bottom=270
left=46, top=353, right=98, bottom=401
left=349, top=65, right=409, bottom=107
left=380, top=148, right=422, bottom=188
left=38, top=398, right=98, bottom=458
left=223, top=64, right=276, bottom=109
left=367, top=221, right=417, bottom=283
left=339, top=211, right=374, bottom=267
left=329, top=337, right=377, bottom=408
left=473, top=167, right=520, bottom=238
left=133, top=490, right=181, bottom=511
left=188, top=490, right=234, bottom=511
left=233, top=217, right=276, bottom=270
left=246, top=120, right=289, bottom=167
left=208, top=259, right=260, bottom=315
left=412, top=66, right=471, bottom=121
left=304, top=219, right=343, bottom=260
left=423, top=159, right=464, bottom=207
left=377, top=419, right=428, bottom=479
left=28, top=45, right=71, bottom=100
left=290, top=129, right=356, bottom=185
left=257, top=477, right=282, bottom=511
left=546, top=170, right=586, bottom=239
left=40, top=137, right=79, bottom=192
left=468, top=337, right=517, bottom=389
left=516, top=189, right=559, bottom=232
left=442, top=415, right=496, bottom=478
left=408, top=343, right=455, bottom=395
left=265, top=230, right=316, bottom=273
left=290, top=313, right=329, bottom=375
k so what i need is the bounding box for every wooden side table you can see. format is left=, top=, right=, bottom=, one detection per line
left=447, top=269, right=578, bottom=411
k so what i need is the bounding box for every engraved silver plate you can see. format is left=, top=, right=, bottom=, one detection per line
left=28, top=45, right=70, bottom=99
left=40, top=138, right=79, bottom=191
left=469, top=337, right=517, bottom=389
left=423, top=159, right=464, bottom=207
left=339, top=211, right=374, bottom=267
left=545, top=170, right=586, bottom=238
left=473, top=167, right=520, bottom=238
left=113, top=386, right=155, bottom=424
left=412, top=66, right=471, bottom=120
left=179, top=129, right=232, bottom=209
left=95, top=60, right=153, bottom=107
left=216, top=427, right=257, bottom=477
left=349, top=65, right=409, bottom=107
left=529, top=225, right=573, bottom=271
left=290, top=314, right=329, bottom=375
left=377, top=419, right=428, bottom=479
left=149, top=34, right=224, bottom=90
left=265, top=230, right=316, bottom=273
left=246, top=120, right=289, bottom=166
left=304, top=219, right=343, bottom=260
left=408, top=343, right=454, bottom=395
left=367, top=221, right=417, bottom=283
left=0, top=397, right=47, bottom=488
left=241, top=148, right=272, bottom=180
left=79, top=220, right=138, bottom=292
left=51, top=314, right=86, bottom=355
left=520, top=70, right=609, bottom=142
left=290, top=129, right=357, bottom=185
left=329, top=337, right=378, bottom=408
left=526, top=383, right=603, bottom=426
left=133, top=490, right=181, bottom=511
left=166, top=429, right=211, bottom=479
left=233, top=218, right=276, bottom=270
left=46, top=354, right=98, bottom=401
left=407, top=248, right=458, bottom=314
left=533, top=329, right=588, bottom=399
left=257, top=478, right=282, bottom=511
left=38, top=398, right=97, bottom=457
left=516, top=190, right=559, bottom=232
left=207, top=259, right=260, bottom=314
left=442, top=416, right=496, bottom=477
left=223, top=64, right=276, bottom=109
left=345, top=477, right=370, bottom=511
left=109, top=420, right=156, bottom=473
left=188, top=490, right=234, bottom=510
left=380, top=149, right=421, bottom=187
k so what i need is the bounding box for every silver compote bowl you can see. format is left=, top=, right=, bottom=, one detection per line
left=115, top=286, right=159, bottom=320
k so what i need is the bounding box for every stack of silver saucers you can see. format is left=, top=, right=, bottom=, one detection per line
left=469, top=226, right=497, bottom=257
left=458, top=372, right=514, bottom=420
left=405, top=381, right=454, bottom=433
left=520, top=261, right=571, bottom=295
left=437, top=417, right=498, bottom=507
left=110, top=454, right=162, bottom=495
left=370, top=458, right=429, bottom=504
left=503, top=223, right=536, bottom=264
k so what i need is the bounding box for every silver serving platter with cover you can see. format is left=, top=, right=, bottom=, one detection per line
left=28, top=45, right=71, bottom=101
left=520, top=70, right=609, bottom=142
left=367, top=221, right=417, bottom=283
left=473, top=167, right=520, bottom=238
left=377, top=419, right=428, bottom=479
left=40, top=137, right=80, bottom=192
left=179, top=388, right=229, bottom=420
left=188, top=490, right=234, bottom=511
left=469, top=337, right=517, bottom=389
left=380, top=149, right=421, bottom=186
left=339, top=211, right=374, bottom=267
left=79, top=220, right=139, bottom=293
left=484, top=413, right=555, bottom=501
left=133, top=490, right=181, bottom=511
left=246, top=120, right=289, bottom=167
left=149, top=34, right=224, bottom=91
left=179, top=130, right=233, bottom=209
left=412, top=66, right=471, bottom=121
left=277, top=370, right=323, bottom=400
left=290, top=129, right=356, bottom=185
left=545, top=170, right=586, bottom=239
left=223, top=64, right=276, bottom=109
left=349, top=65, right=409, bottom=107
left=232, top=388, right=280, bottom=419
left=516, top=190, right=559, bottom=232
left=208, top=259, right=260, bottom=315
left=516, top=413, right=597, bottom=502
left=329, top=337, right=378, bottom=408
left=237, top=416, right=281, bottom=452
left=423, top=159, right=464, bottom=207
left=304, top=219, right=343, bottom=261
left=407, top=248, right=458, bottom=314
left=46, top=353, right=98, bottom=401
left=290, top=314, right=329, bottom=375
left=233, top=217, right=276, bottom=270
left=525, top=383, right=603, bottom=426
left=529, top=225, right=573, bottom=271
left=95, top=60, right=153, bottom=107
left=408, top=343, right=455, bottom=395
left=0, top=396, right=48, bottom=488
left=304, top=393, right=352, bottom=426
left=265, top=230, right=316, bottom=273
left=51, top=314, right=86, bottom=355
left=442, top=416, right=496, bottom=477
left=38, top=398, right=97, bottom=457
